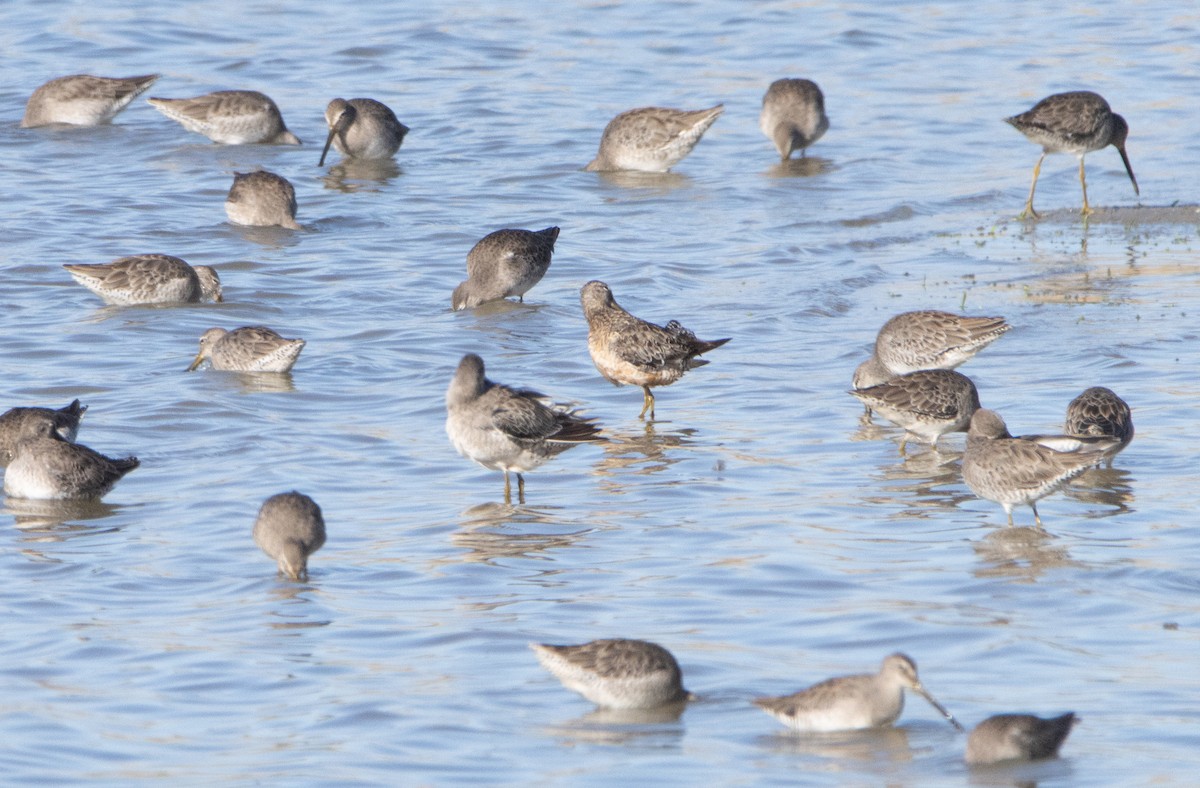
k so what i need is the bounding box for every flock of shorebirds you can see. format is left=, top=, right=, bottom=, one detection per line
left=6, top=70, right=1142, bottom=768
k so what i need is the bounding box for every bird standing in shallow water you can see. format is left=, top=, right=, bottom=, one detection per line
left=965, top=712, right=1077, bottom=766
left=253, top=491, right=326, bottom=581
left=962, top=408, right=1118, bottom=526
left=319, top=98, right=408, bottom=165
left=187, top=326, right=306, bottom=373
left=4, top=419, right=138, bottom=500
left=445, top=353, right=602, bottom=504
left=759, top=78, right=828, bottom=160
left=585, top=105, right=723, bottom=172
left=1005, top=91, right=1137, bottom=218
left=530, top=638, right=692, bottom=710
left=22, top=74, right=158, bottom=127
left=580, top=281, right=730, bottom=421
left=225, top=171, right=301, bottom=230
left=64, top=254, right=221, bottom=305
left=849, top=369, right=981, bottom=454
left=754, top=653, right=963, bottom=733
left=451, top=227, right=559, bottom=310
left=147, top=90, right=300, bottom=145
left=1064, top=386, right=1133, bottom=467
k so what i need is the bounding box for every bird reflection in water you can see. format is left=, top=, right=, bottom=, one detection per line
left=320, top=159, right=402, bottom=193
left=450, top=503, right=592, bottom=564
left=858, top=444, right=976, bottom=519
left=757, top=725, right=914, bottom=766
left=540, top=701, right=687, bottom=747
left=766, top=156, right=833, bottom=179
left=1061, top=466, right=1134, bottom=517
left=6, top=497, right=122, bottom=533
left=591, top=169, right=692, bottom=191
left=973, top=526, right=1081, bottom=583
left=594, top=422, right=697, bottom=483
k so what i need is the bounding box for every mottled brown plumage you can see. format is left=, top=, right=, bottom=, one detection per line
left=148, top=90, right=300, bottom=145
left=0, top=400, right=86, bottom=466
left=319, top=98, right=409, bottom=165
left=1006, top=91, right=1137, bottom=217
left=760, top=78, right=828, bottom=160
left=225, top=171, right=300, bottom=230
left=22, top=74, right=158, bottom=127
left=850, top=369, right=980, bottom=454
left=580, top=280, right=729, bottom=420
left=1064, top=386, right=1133, bottom=467
left=531, top=638, right=691, bottom=709
left=853, top=310, right=1010, bottom=390
left=4, top=418, right=137, bottom=500
left=451, top=227, right=559, bottom=310
left=253, top=491, right=326, bottom=581
left=64, top=254, right=221, bottom=305
left=446, top=353, right=602, bottom=503
left=963, top=409, right=1118, bottom=526
left=585, top=105, right=723, bottom=172
left=187, top=326, right=306, bottom=373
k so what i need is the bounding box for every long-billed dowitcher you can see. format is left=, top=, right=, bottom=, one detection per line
left=585, top=105, right=723, bottom=172
left=1005, top=91, right=1138, bottom=218
left=853, top=310, right=1011, bottom=390
left=1064, top=386, right=1133, bottom=467
left=446, top=353, right=602, bottom=504
left=530, top=638, right=692, bottom=710
left=253, top=491, right=326, bottom=581
left=147, top=90, right=301, bottom=145
left=580, top=280, right=730, bottom=420
left=755, top=653, right=963, bottom=733
left=965, top=712, right=1077, bottom=766
left=4, top=418, right=138, bottom=500
left=451, top=227, right=560, bottom=310
left=63, top=254, right=222, bottom=305
left=850, top=369, right=981, bottom=454
left=21, top=74, right=158, bottom=127
left=962, top=408, right=1118, bottom=526
left=187, top=326, right=306, bottom=373
left=0, top=400, right=86, bottom=467
left=225, top=170, right=301, bottom=230
left=318, top=98, right=409, bottom=166
left=760, top=78, right=829, bottom=160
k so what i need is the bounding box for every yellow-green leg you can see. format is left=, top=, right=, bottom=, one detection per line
left=1078, top=156, right=1093, bottom=216
left=638, top=386, right=656, bottom=420
left=517, top=473, right=526, bottom=504
left=1019, top=153, right=1046, bottom=219
left=1032, top=503, right=1043, bottom=527
left=503, top=471, right=512, bottom=504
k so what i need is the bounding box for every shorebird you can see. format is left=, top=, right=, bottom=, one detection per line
left=585, top=105, right=723, bottom=172
left=225, top=170, right=301, bottom=230
left=1064, top=386, right=1133, bottom=467
left=4, top=418, right=138, bottom=500
left=530, top=638, right=692, bottom=710
left=253, top=491, right=326, bottom=581
left=63, top=254, right=221, bottom=305
left=1005, top=91, right=1138, bottom=218
left=760, top=78, right=829, bottom=160
left=965, top=713, right=1077, bottom=766
left=962, top=408, right=1118, bottom=526
left=187, top=326, right=306, bottom=373
left=849, top=369, right=981, bottom=454
left=853, top=310, right=1010, bottom=390
left=318, top=98, right=409, bottom=165
left=754, top=653, right=963, bottom=733
left=147, top=90, right=300, bottom=145
left=580, top=280, right=730, bottom=420
left=445, top=353, right=602, bottom=504
left=0, top=400, right=86, bottom=466
left=451, top=227, right=560, bottom=310
left=21, top=74, right=158, bottom=127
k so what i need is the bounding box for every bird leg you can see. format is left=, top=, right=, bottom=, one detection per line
left=1032, top=503, right=1043, bottom=527
left=1019, top=153, right=1046, bottom=219
left=503, top=471, right=512, bottom=504
left=517, top=473, right=526, bottom=504
left=639, top=386, right=656, bottom=420
left=1078, top=156, right=1093, bottom=216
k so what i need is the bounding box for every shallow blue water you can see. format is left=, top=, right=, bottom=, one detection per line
left=2, top=1, right=1199, bottom=785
